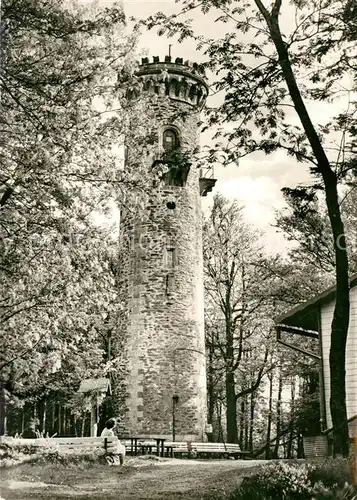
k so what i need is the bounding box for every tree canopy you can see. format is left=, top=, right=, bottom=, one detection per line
left=0, top=0, right=158, bottom=434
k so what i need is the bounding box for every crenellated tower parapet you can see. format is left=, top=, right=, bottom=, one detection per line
left=126, top=56, right=209, bottom=109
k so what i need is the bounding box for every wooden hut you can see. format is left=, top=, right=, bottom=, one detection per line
left=78, top=378, right=111, bottom=437
left=275, top=273, right=357, bottom=455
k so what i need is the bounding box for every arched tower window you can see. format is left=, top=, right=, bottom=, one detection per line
left=159, top=127, right=190, bottom=187
left=163, top=128, right=179, bottom=153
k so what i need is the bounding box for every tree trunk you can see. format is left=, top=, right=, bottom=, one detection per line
left=73, top=414, right=77, bottom=436
left=255, top=0, right=350, bottom=458
left=226, top=316, right=238, bottom=443
left=207, top=341, right=215, bottom=429
left=215, top=400, right=224, bottom=442
left=51, top=400, right=55, bottom=436
left=273, top=371, right=283, bottom=458
left=287, top=377, right=296, bottom=458
left=283, top=438, right=287, bottom=459
left=239, top=399, right=244, bottom=447
left=226, top=369, right=238, bottom=442
left=58, top=404, right=61, bottom=436
left=244, top=395, right=249, bottom=450
left=42, top=399, right=47, bottom=436
left=0, top=386, right=6, bottom=436
left=297, top=434, right=304, bottom=458
left=21, top=408, right=25, bottom=435
left=64, top=407, right=67, bottom=436
left=249, top=390, right=255, bottom=451
left=265, top=370, right=274, bottom=459
left=81, top=414, right=85, bottom=437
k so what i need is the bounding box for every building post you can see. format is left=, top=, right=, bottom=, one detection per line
left=90, top=395, right=98, bottom=437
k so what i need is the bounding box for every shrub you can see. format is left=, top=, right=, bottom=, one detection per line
left=26, top=448, right=104, bottom=466
left=0, top=440, right=60, bottom=468
left=0, top=440, right=105, bottom=468
left=295, top=393, right=322, bottom=437
left=230, top=462, right=313, bottom=499
left=311, top=483, right=357, bottom=499
left=228, top=460, right=356, bottom=500
left=307, top=458, right=350, bottom=488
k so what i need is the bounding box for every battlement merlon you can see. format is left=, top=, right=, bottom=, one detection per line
left=139, top=55, right=207, bottom=77
left=128, top=56, right=209, bottom=109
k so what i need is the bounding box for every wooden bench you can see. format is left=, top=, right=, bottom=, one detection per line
left=191, top=442, right=243, bottom=459
left=224, top=444, right=251, bottom=459
left=163, top=442, right=247, bottom=459
left=164, top=441, right=189, bottom=457
left=1, top=436, right=124, bottom=458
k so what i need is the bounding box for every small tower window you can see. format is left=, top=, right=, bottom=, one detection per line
left=160, top=127, right=189, bottom=187
left=124, top=145, right=129, bottom=161
left=166, top=247, right=176, bottom=268
left=163, top=128, right=179, bottom=153
left=167, top=201, right=176, bottom=210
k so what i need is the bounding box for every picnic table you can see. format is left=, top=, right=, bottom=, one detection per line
left=126, top=437, right=167, bottom=457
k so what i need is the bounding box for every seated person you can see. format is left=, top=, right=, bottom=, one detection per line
left=101, top=418, right=125, bottom=465
left=22, top=418, right=39, bottom=438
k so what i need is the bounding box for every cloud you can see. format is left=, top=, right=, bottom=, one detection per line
left=204, top=149, right=310, bottom=212
left=201, top=150, right=312, bottom=253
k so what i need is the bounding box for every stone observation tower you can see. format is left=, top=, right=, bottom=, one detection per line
left=117, top=56, right=216, bottom=441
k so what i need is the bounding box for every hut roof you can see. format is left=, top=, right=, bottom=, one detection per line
left=78, top=378, right=111, bottom=394
left=275, top=272, right=357, bottom=331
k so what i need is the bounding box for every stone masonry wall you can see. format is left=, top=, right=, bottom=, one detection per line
left=116, top=89, right=207, bottom=441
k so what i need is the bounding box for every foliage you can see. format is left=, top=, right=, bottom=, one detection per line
left=204, top=194, right=277, bottom=443
left=308, top=458, right=351, bottom=489
left=276, top=188, right=336, bottom=274
left=0, top=440, right=59, bottom=468
left=311, top=483, right=357, bottom=500
left=0, top=0, right=162, bottom=433
left=141, top=0, right=357, bottom=173
left=203, top=194, right=315, bottom=450
left=2, top=231, right=120, bottom=405
left=226, top=460, right=354, bottom=500
left=233, top=462, right=312, bottom=499
left=294, top=393, right=321, bottom=437
left=0, top=440, right=106, bottom=468
left=276, top=185, right=357, bottom=275
left=203, top=194, right=325, bottom=451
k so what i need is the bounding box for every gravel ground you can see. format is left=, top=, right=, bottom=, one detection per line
left=0, top=457, right=267, bottom=500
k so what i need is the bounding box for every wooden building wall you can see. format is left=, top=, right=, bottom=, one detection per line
left=320, top=286, right=357, bottom=428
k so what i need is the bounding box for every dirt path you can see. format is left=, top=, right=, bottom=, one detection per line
left=1, top=458, right=266, bottom=499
